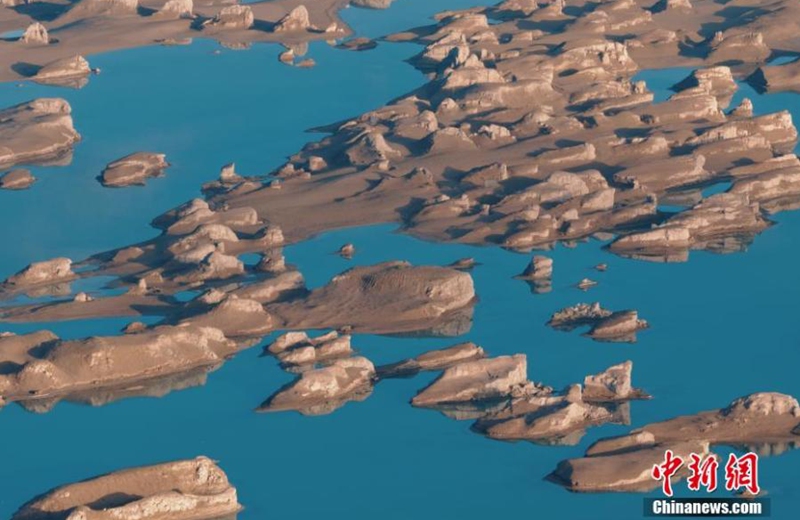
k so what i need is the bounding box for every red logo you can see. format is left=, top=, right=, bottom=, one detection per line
left=724, top=452, right=760, bottom=495
left=651, top=449, right=684, bottom=496
left=652, top=451, right=760, bottom=496
left=687, top=453, right=719, bottom=492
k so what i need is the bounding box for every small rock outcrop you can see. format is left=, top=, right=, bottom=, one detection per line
left=515, top=254, right=553, bottom=293
left=181, top=296, right=275, bottom=338
left=337, top=243, right=355, bottom=258
left=547, top=303, right=649, bottom=342
left=549, top=392, right=800, bottom=492
left=19, top=22, right=50, bottom=45
left=33, top=55, right=92, bottom=88
left=157, top=0, right=193, bottom=18
left=273, top=6, right=311, bottom=32
left=378, top=342, right=486, bottom=378
left=516, top=255, right=553, bottom=279
left=3, top=258, right=74, bottom=289
left=268, top=261, right=476, bottom=334
left=472, top=361, right=647, bottom=444
left=203, top=5, right=254, bottom=30
left=0, top=169, right=36, bottom=190
left=549, top=439, right=710, bottom=492
left=100, top=152, right=169, bottom=187
left=412, top=354, right=534, bottom=407
left=0, top=98, right=81, bottom=169
left=258, top=356, right=376, bottom=415
left=264, top=330, right=352, bottom=368
left=642, top=392, right=800, bottom=444
left=11, top=457, right=241, bottom=520
left=65, top=0, right=139, bottom=17
left=0, top=325, right=236, bottom=407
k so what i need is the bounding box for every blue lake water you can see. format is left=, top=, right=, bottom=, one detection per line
left=3, top=3, right=800, bottom=519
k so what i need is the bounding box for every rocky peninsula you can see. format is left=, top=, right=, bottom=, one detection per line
left=12, top=456, right=241, bottom=520
left=550, top=392, right=800, bottom=492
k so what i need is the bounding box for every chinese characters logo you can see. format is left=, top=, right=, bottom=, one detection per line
left=651, top=450, right=760, bottom=497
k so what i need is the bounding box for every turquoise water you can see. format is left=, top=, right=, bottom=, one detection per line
left=2, top=5, right=800, bottom=520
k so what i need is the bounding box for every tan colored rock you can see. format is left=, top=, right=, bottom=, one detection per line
left=181, top=296, right=274, bottom=337
left=548, top=303, right=648, bottom=342
left=611, top=193, right=770, bottom=258
left=274, top=5, right=311, bottom=32
left=258, top=356, right=375, bottom=415
left=583, top=360, right=638, bottom=401
left=516, top=255, right=552, bottom=280
left=0, top=325, right=235, bottom=406
left=378, top=342, right=486, bottom=377
left=614, top=154, right=708, bottom=191
left=550, top=440, right=709, bottom=492
left=643, top=392, right=800, bottom=444
left=34, top=55, right=92, bottom=86
left=19, top=23, right=50, bottom=45
left=271, top=331, right=353, bottom=367
left=0, top=99, right=80, bottom=169
left=3, top=258, right=74, bottom=288
left=412, top=354, right=534, bottom=406
left=66, top=0, right=138, bottom=17
left=203, top=5, right=254, bottom=30
left=0, top=169, right=36, bottom=190
left=344, top=130, right=401, bottom=166
left=187, top=252, right=245, bottom=282
left=269, top=261, right=475, bottom=334
left=157, top=0, right=193, bottom=18
left=587, top=310, right=649, bottom=342
left=11, top=457, right=241, bottom=520
left=231, top=270, right=303, bottom=303
left=338, top=243, right=355, bottom=258
left=100, top=152, right=169, bottom=187
left=673, top=66, right=736, bottom=104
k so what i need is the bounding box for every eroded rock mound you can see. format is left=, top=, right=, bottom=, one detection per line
left=33, top=55, right=92, bottom=88
left=3, top=258, right=74, bottom=289
left=610, top=193, right=771, bottom=261
left=100, top=152, right=170, bottom=187
left=0, top=324, right=236, bottom=407
left=550, top=439, right=710, bottom=492
left=265, top=330, right=352, bottom=368
left=11, top=456, right=241, bottom=520
left=548, top=303, right=649, bottom=342
left=0, top=169, right=36, bottom=190
left=19, top=23, right=50, bottom=45
left=157, top=0, right=193, bottom=18
left=66, top=0, right=139, bottom=17
left=268, top=261, right=475, bottom=334
left=549, top=392, right=800, bottom=492
left=0, top=99, right=80, bottom=169
left=378, top=342, right=485, bottom=378
left=258, top=356, right=376, bottom=415
left=643, top=392, right=800, bottom=444
left=472, top=361, right=646, bottom=444
left=203, top=5, right=254, bottom=30
left=274, top=6, right=311, bottom=32
left=412, top=354, right=534, bottom=407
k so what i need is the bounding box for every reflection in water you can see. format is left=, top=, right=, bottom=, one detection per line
left=15, top=364, right=220, bottom=414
